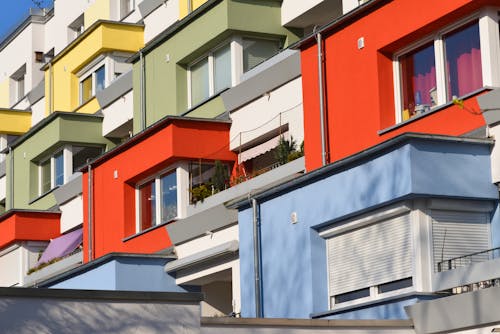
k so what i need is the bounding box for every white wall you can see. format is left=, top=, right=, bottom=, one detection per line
left=59, top=195, right=83, bottom=233
left=102, top=90, right=133, bottom=137
left=0, top=245, right=22, bottom=286
left=142, top=0, right=179, bottom=43
left=229, top=77, right=304, bottom=151
left=44, top=0, right=91, bottom=54
left=0, top=174, right=6, bottom=202
left=281, top=0, right=323, bottom=26
left=30, top=97, right=46, bottom=126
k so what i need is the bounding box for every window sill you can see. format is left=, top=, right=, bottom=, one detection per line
left=378, top=87, right=493, bottom=136
left=182, top=87, right=229, bottom=117
left=311, top=290, right=435, bottom=319
left=122, top=218, right=178, bottom=242
left=74, top=96, right=96, bottom=113
left=29, top=186, right=60, bottom=205
left=120, top=9, right=135, bottom=22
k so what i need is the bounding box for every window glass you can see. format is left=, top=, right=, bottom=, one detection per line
left=214, top=44, right=231, bottom=93
left=81, top=75, right=92, bottom=104
left=54, top=152, right=64, bottom=186
left=243, top=38, right=280, bottom=72
left=160, top=172, right=177, bottom=224
left=95, top=66, right=106, bottom=93
left=444, top=22, right=482, bottom=101
left=400, top=43, right=436, bottom=120
left=72, top=146, right=102, bottom=172
left=139, top=181, right=155, bottom=231
left=191, top=58, right=209, bottom=106
left=40, top=160, right=51, bottom=194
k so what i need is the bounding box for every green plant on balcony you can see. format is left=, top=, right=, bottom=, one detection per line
left=211, top=160, right=229, bottom=192
left=274, top=136, right=304, bottom=165
left=190, top=183, right=212, bottom=204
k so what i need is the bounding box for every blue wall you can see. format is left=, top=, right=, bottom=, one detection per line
left=48, top=256, right=194, bottom=293
left=239, top=137, right=498, bottom=318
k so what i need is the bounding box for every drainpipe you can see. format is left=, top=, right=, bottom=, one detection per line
left=8, top=146, right=13, bottom=210
left=140, top=51, right=146, bottom=131
left=316, top=31, right=328, bottom=166
left=87, top=164, right=93, bottom=262
left=252, top=197, right=263, bottom=317
left=48, top=62, right=53, bottom=114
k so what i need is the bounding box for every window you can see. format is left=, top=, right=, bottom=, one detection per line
left=189, top=44, right=231, bottom=107
left=431, top=210, right=490, bottom=272
left=395, top=12, right=500, bottom=123
left=10, top=64, right=26, bottom=105
left=37, top=145, right=102, bottom=196
left=325, top=212, right=413, bottom=307
left=80, top=65, right=106, bottom=104
left=68, top=14, right=84, bottom=42
left=242, top=38, right=280, bottom=72
left=39, top=150, right=65, bottom=195
left=137, top=170, right=178, bottom=232
left=120, top=0, right=134, bottom=19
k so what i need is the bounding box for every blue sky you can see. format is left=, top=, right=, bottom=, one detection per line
left=0, top=0, right=53, bottom=42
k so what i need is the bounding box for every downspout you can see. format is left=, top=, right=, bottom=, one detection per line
left=8, top=147, right=13, bottom=210
left=48, top=62, right=53, bottom=114
left=87, top=164, right=93, bottom=262
left=140, top=51, right=146, bottom=131
left=252, top=197, right=263, bottom=317
left=316, top=31, right=328, bottom=166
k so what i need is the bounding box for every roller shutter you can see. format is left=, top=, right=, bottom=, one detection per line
left=327, top=213, right=412, bottom=296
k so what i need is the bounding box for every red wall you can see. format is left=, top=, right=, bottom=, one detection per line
left=82, top=119, right=235, bottom=262
left=302, top=0, right=493, bottom=171
left=0, top=211, right=60, bottom=249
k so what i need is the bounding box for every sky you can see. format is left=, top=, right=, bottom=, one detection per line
left=0, top=0, right=53, bottom=42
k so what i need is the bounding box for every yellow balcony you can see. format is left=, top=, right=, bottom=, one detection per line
left=0, top=109, right=31, bottom=135
left=44, top=20, right=144, bottom=115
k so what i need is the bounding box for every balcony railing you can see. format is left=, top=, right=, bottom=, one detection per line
left=437, top=247, right=500, bottom=272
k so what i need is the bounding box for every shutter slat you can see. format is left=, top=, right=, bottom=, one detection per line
left=432, top=210, right=490, bottom=272
left=327, top=214, right=412, bottom=296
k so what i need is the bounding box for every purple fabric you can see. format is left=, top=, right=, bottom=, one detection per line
left=37, top=228, right=83, bottom=265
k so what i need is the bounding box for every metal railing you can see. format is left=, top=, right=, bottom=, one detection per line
left=437, top=246, right=500, bottom=272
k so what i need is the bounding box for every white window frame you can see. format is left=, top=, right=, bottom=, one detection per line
left=187, top=40, right=236, bottom=108
left=10, top=64, right=26, bottom=106
left=78, top=58, right=107, bottom=105
left=120, top=0, right=135, bottom=20
left=320, top=204, right=415, bottom=309
left=393, top=9, right=500, bottom=123
left=38, top=146, right=72, bottom=195
left=135, top=165, right=186, bottom=233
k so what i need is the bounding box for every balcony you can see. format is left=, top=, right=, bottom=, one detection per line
left=0, top=109, right=31, bottom=135
left=437, top=246, right=500, bottom=272
left=44, top=20, right=143, bottom=114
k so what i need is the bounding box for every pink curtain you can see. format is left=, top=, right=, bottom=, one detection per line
left=456, top=47, right=482, bottom=97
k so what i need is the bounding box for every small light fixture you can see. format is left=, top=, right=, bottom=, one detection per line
left=291, top=212, right=298, bottom=224
left=357, top=37, right=365, bottom=49
left=113, top=170, right=118, bottom=179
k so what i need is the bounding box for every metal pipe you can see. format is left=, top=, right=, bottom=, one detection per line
left=316, top=32, right=327, bottom=166
left=140, top=51, right=146, bottom=131
left=49, top=62, right=53, bottom=114
left=252, top=197, right=263, bottom=317
left=8, top=146, right=13, bottom=210
left=87, top=164, right=93, bottom=262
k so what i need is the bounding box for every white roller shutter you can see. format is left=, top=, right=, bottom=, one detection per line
left=327, top=213, right=412, bottom=296
left=431, top=210, right=490, bottom=272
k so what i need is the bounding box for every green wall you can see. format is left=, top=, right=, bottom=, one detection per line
left=6, top=113, right=115, bottom=210
left=133, top=0, right=301, bottom=133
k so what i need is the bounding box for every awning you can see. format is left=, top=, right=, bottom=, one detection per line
left=37, top=228, right=83, bottom=265
left=239, top=133, right=286, bottom=163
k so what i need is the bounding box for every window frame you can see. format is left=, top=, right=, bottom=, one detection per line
left=393, top=9, right=500, bottom=123
left=187, top=41, right=233, bottom=108
left=78, top=60, right=107, bottom=105
left=38, top=147, right=69, bottom=195
left=120, top=0, right=135, bottom=20
left=135, top=167, right=180, bottom=233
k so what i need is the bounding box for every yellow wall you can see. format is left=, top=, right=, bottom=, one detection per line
left=0, top=79, right=10, bottom=108
left=179, top=0, right=208, bottom=19
left=0, top=110, right=31, bottom=135
left=84, top=0, right=111, bottom=28
left=45, top=22, right=144, bottom=116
